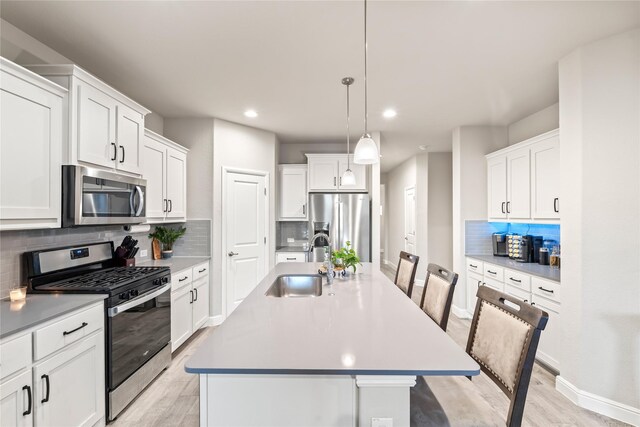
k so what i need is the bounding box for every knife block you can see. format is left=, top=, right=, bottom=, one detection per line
left=115, top=258, right=136, bottom=267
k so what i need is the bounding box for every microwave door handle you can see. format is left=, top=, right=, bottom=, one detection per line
left=107, top=283, right=170, bottom=317
left=134, top=186, right=144, bottom=217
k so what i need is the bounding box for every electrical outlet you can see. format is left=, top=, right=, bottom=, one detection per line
left=287, top=238, right=295, bottom=243
left=140, top=249, right=148, bottom=258
left=371, top=418, right=393, bottom=427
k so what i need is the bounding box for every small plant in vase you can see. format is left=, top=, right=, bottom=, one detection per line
left=148, top=226, right=186, bottom=259
left=331, top=241, right=362, bottom=275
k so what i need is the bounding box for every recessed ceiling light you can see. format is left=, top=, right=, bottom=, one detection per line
left=419, top=145, right=429, bottom=151
left=244, top=109, right=258, bottom=118
left=382, top=109, right=397, bottom=118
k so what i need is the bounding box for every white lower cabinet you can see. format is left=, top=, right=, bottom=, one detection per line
left=276, top=252, right=307, bottom=263
left=0, top=302, right=105, bottom=427
left=170, top=261, right=210, bottom=352
left=466, top=257, right=561, bottom=372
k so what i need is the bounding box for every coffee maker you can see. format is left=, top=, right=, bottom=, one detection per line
left=492, top=232, right=508, bottom=257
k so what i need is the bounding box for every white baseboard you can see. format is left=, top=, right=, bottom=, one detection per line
left=451, top=304, right=472, bottom=319
left=556, top=376, right=640, bottom=426
left=207, top=315, right=225, bottom=327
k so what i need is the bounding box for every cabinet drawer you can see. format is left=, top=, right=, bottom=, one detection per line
left=192, top=261, right=210, bottom=281
left=483, top=277, right=504, bottom=292
left=532, top=277, right=561, bottom=303
left=505, top=284, right=531, bottom=303
left=172, top=269, right=193, bottom=292
left=0, top=333, right=31, bottom=380
left=466, top=258, right=483, bottom=274
left=504, top=269, right=531, bottom=291
left=483, top=263, right=504, bottom=281
left=276, top=252, right=307, bottom=263
left=34, top=304, right=103, bottom=361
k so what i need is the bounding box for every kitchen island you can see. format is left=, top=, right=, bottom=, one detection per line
left=186, top=263, right=479, bottom=426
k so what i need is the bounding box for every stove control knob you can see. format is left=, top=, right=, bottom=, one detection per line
left=119, top=292, right=128, bottom=300
left=129, top=289, right=139, bottom=298
left=162, top=276, right=169, bottom=284
left=154, top=278, right=161, bottom=286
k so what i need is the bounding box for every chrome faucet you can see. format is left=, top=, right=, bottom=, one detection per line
left=309, top=232, right=333, bottom=284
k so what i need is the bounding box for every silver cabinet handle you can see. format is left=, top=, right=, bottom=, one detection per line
left=303, top=204, right=306, bottom=215
left=334, top=177, right=337, bottom=186
left=228, top=251, right=239, bottom=257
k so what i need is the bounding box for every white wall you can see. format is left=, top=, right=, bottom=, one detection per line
left=451, top=126, right=508, bottom=311
left=213, top=119, right=277, bottom=318
left=278, top=141, right=346, bottom=164
left=163, top=118, right=214, bottom=219
left=427, top=153, right=453, bottom=271
left=145, top=113, right=165, bottom=135
left=415, top=154, right=429, bottom=280
left=508, top=103, right=559, bottom=145
left=558, top=28, right=639, bottom=421
left=1, top=18, right=70, bottom=64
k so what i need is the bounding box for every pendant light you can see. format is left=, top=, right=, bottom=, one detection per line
left=341, top=77, right=356, bottom=186
left=353, top=0, right=379, bottom=165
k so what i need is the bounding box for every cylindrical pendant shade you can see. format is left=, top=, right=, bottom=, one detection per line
left=353, top=134, right=379, bottom=164
left=342, top=169, right=356, bottom=185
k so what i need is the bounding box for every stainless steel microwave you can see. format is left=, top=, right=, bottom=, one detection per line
left=62, top=165, right=146, bottom=227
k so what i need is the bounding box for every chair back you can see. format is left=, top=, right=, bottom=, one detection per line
left=466, top=286, right=548, bottom=427
left=419, top=263, right=458, bottom=331
left=394, top=251, right=419, bottom=297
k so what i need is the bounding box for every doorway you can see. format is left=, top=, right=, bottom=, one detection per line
left=223, top=168, right=269, bottom=316
left=404, top=186, right=416, bottom=254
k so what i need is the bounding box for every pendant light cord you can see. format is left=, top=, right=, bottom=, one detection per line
left=347, top=81, right=351, bottom=170
left=363, top=0, right=368, bottom=135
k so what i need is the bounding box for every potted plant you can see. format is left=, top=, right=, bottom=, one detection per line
left=331, top=241, right=362, bottom=274
left=148, top=226, right=187, bottom=259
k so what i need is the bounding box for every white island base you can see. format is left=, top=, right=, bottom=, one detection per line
left=198, top=374, right=416, bottom=427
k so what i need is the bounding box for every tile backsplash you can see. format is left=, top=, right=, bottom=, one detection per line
left=0, top=219, right=210, bottom=298
left=465, top=220, right=560, bottom=255
left=276, top=221, right=309, bottom=247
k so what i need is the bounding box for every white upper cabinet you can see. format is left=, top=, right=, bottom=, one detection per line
left=506, top=147, right=531, bottom=219
left=531, top=131, right=560, bottom=219
left=0, top=58, right=66, bottom=231
left=278, top=165, right=307, bottom=220
left=26, top=64, right=149, bottom=175
left=306, top=154, right=368, bottom=192
left=486, top=129, right=559, bottom=223
left=487, top=156, right=507, bottom=219
left=141, top=130, right=188, bottom=223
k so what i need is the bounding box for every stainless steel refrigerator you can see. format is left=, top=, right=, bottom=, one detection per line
left=308, top=193, right=371, bottom=262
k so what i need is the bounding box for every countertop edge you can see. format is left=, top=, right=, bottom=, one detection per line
left=184, top=367, right=481, bottom=376
left=465, top=254, right=560, bottom=283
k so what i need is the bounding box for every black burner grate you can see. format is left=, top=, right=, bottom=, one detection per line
left=42, top=267, right=167, bottom=291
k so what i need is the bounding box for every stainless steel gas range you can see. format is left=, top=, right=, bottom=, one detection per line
left=24, top=241, right=171, bottom=421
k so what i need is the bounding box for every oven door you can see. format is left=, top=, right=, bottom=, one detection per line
left=106, top=283, right=171, bottom=391
left=63, top=165, right=147, bottom=227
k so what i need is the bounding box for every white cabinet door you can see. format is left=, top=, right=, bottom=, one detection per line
left=77, top=82, right=118, bottom=169
left=166, top=148, right=187, bottom=220
left=531, top=135, right=560, bottom=219
left=278, top=166, right=307, bottom=220
left=531, top=295, right=561, bottom=371
left=506, top=147, right=531, bottom=219
left=116, top=104, right=143, bottom=174
left=192, top=277, right=210, bottom=331
left=34, top=332, right=105, bottom=427
left=0, top=64, right=64, bottom=230
left=0, top=371, right=33, bottom=427
left=338, top=157, right=367, bottom=191
left=308, top=158, right=338, bottom=191
left=487, top=156, right=507, bottom=219
left=171, top=285, right=193, bottom=352
left=466, top=273, right=483, bottom=316
left=276, top=252, right=307, bottom=263
left=141, top=136, right=167, bottom=222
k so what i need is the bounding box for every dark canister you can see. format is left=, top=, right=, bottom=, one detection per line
left=539, top=247, right=550, bottom=265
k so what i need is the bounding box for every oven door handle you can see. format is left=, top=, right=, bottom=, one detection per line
left=107, top=283, right=171, bottom=317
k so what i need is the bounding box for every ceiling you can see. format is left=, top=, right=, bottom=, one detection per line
left=2, top=1, right=638, bottom=171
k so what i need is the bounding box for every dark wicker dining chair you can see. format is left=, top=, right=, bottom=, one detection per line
left=411, top=285, right=548, bottom=427
left=393, top=251, right=419, bottom=298
left=419, top=263, right=458, bottom=331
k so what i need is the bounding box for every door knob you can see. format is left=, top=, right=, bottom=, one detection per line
left=228, top=251, right=239, bottom=257
left=404, top=237, right=408, bottom=240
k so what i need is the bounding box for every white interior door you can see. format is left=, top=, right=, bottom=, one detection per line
left=225, top=171, right=267, bottom=316
left=404, top=187, right=416, bottom=254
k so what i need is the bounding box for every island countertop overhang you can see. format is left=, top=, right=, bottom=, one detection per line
left=185, top=263, right=480, bottom=377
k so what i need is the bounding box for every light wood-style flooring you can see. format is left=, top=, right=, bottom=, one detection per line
left=111, top=266, right=628, bottom=426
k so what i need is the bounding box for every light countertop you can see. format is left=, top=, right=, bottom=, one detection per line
left=185, top=263, right=479, bottom=376
left=276, top=246, right=308, bottom=253
left=466, top=254, right=561, bottom=283
left=1, top=294, right=107, bottom=339
left=138, top=256, right=210, bottom=273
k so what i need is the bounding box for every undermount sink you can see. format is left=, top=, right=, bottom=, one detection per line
left=265, top=274, right=323, bottom=298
